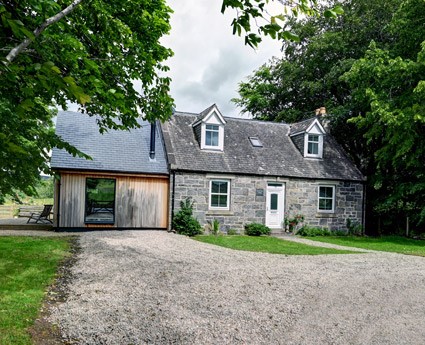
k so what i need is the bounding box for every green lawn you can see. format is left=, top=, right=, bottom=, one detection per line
left=194, top=235, right=356, bottom=255
left=305, top=235, right=425, bottom=256
left=0, top=236, right=72, bottom=345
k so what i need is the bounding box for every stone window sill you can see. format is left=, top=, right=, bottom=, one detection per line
left=206, top=210, right=234, bottom=216
left=315, top=213, right=337, bottom=218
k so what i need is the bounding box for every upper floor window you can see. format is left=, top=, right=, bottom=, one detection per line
left=307, top=134, right=319, bottom=155
left=194, top=105, right=226, bottom=151
left=318, top=185, right=335, bottom=213
left=304, top=133, right=323, bottom=158
left=205, top=124, right=220, bottom=147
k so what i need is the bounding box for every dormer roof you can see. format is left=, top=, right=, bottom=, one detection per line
left=192, top=104, right=226, bottom=127
left=290, top=117, right=325, bottom=136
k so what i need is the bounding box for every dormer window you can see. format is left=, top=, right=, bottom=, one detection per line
left=303, top=119, right=325, bottom=158
left=304, top=132, right=323, bottom=158
left=307, top=134, right=320, bottom=155
left=205, top=124, right=219, bottom=147
left=193, top=104, right=226, bottom=152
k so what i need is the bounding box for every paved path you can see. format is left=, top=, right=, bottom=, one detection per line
left=45, top=231, right=425, bottom=345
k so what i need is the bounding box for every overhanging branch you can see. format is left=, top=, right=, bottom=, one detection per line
left=4, top=0, right=84, bottom=66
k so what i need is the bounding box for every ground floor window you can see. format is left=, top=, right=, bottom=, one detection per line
left=209, top=180, right=230, bottom=210
left=318, top=185, right=335, bottom=212
left=85, top=178, right=116, bottom=224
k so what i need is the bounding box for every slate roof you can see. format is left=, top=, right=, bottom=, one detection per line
left=51, top=111, right=168, bottom=175
left=289, top=117, right=317, bottom=136
left=161, top=111, right=365, bottom=181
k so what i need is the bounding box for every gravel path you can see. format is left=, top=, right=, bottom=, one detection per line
left=49, top=231, right=425, bottom=345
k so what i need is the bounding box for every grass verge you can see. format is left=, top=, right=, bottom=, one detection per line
left=305, top=235, right=425, bottom=256
left=0, top=236, right=71, bottom=345
left=194, top=235, right=356, bottom=255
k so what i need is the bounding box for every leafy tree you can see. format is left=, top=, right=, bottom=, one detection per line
left=221, top=0, right=344, bottom=47
left=234, top=0, right=425, bottom=233
left=0, top=0, right=173, bottom=199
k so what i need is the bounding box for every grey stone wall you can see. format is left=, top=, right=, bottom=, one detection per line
left=171, top=172, right=364, bottom=233
left=285, top=178, right=364, bottom=231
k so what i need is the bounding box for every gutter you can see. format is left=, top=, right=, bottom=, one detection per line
left=171, top=170, right=176, bottom=230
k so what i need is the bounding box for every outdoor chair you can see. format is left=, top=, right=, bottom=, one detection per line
left=27, top=204, right=53, bottom=224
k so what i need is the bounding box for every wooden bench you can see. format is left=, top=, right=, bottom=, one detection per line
left=18, top=205, right=45, bottom=218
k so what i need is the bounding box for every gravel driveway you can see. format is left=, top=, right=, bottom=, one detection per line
left=49, top=231, right=425, bottom=344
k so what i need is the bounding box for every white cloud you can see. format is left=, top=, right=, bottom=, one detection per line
left=162, top=0, right=283, bottom=117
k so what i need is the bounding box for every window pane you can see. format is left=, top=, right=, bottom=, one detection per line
left=218, top=181, right=228, bottom=193
left=211, top=131, right=219, bottom=146
left=270, top=193, right=278, bottom=210
left=211, top=181, right=220, bottom=193
left=319, top=186, right=334, bottom=211
left=320, top=187, right=332, bottom=198
left=320, top=199, right=333, bottom=210
left=325, top=187, right=333, bottom=198
left=308, top=142, right=319, bottom=154
left=205, top=126, right=219, bottom=147
left=320, top=187, right=333, bottom=198
left=218, top=195, right=228, bottom=207
left=206, top=124, right=219, bottom=131
left=211, top=195, right=219, bottom=207
left=309, top=135, right=319, bottom=142
left=85, top=178, right=115, bottom=223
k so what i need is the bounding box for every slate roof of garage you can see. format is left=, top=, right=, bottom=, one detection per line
left=51, top=111, right=168, bottom=175
left=161, top=111, right=365, bottom=181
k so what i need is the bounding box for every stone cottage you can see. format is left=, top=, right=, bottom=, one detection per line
left=161, top=104, right=365, bottom=233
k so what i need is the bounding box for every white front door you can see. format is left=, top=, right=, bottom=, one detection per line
left=266, top=183, right=285, bottom=228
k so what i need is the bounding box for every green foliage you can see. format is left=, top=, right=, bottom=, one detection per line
left=207, top=218, right=221, bottom=236
left=172, top=198, right=203, bottom=237
left=244, top=222, right=271, bottom=236
left=0, top=0, right=173, bottom=200
left=194, top=235, right=354, bottom=255
left=233, top=0, right=425, bottom=233
left=346, top=218, right=363, bottom=236
left=284, top=213, right=304, bottom=232
left=227, top=228, right=238, bottom=236
left=221, top=0, right=344, bottom=48
left=0, top=236, right=71, bottom=345
left=296, top=226, right=332, bottom=237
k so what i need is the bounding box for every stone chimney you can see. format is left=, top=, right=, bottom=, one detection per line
left=315, top=107, right=326, bottom=116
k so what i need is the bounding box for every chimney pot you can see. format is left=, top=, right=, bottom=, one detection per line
left=315, top=108, right=321, bottom=116
left=319, top=107, right=326, bottom=115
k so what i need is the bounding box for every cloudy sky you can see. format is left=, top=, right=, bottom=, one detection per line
left=161, top=0, right=283, bottom=117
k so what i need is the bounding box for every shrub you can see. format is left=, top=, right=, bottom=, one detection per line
left=172, top=198, right=203, bottom=237
left=227, top=228, right=238, bottom=235
left=346, top=218, right=363, bottom=236
left=284, top=213, right=305, bottom=232
left=296, top=225, right=331, bottom=237
left=206, top=219, right=221, bottom=236
left=333, top=230, right=348, bottom=236
left=244, top=223, right=271, bottom=236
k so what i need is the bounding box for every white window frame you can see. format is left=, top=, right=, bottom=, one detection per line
left=205, top=124, right=220, bottom=147
left=318, top=185, right=335, bottom=213
left=201, top=123, right=224, bottom=151
left=209, top=179, right=230, bottom=210
left=304, top=133, right=323, bottom=158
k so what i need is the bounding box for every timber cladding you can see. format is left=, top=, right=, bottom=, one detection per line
left=57, top=172, right=169, bottom=229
